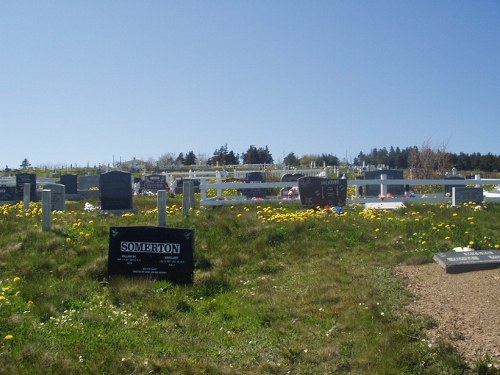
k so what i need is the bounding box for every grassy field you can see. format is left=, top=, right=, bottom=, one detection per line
left=0, top=195, right=499, bottom=374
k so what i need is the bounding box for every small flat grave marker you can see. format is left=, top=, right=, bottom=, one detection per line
left=365, top=202, right=406, bottom=210
left=108, top=226, right=194, bottom=283
left=433, top=250, right=500, bottom=273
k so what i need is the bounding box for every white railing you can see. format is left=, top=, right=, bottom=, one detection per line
left=199, top=175, right=500, bottom=206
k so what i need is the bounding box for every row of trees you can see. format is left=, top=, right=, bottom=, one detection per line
left=9, top=144, right=500, bottom=173
left=354, top=145, right=500, bottom=173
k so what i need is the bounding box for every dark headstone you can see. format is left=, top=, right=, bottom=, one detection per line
left=16, top=173, right=37, bottom=201
left=452, top=187, right=483, bottom=206
left=99, top=171, right=133, bottom=211
left=444, top=175, right=465, bottom=195
left=298, top=176, right=347, bottom=208
left=144, top=174, right=168, bottom=191
left=245, top=172, right=266, bottom=199
left=434, top=250, right=500, bottom=273
left=174, top=178, right=200, bottom=194
left=108, top=226, right=194, bottom=283
left=43, top=183, right=66, bottom=211
left=59, top=174, right=78, bottom=194
left=0, top=186, right=16, bottom=201
left=364, top=170, right=404, bottom=197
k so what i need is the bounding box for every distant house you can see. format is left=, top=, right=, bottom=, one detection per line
left=120, top=157, right=144, bottom=172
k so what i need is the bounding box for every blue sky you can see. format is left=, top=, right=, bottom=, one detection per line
left=1, top=1, right=499, bottom=168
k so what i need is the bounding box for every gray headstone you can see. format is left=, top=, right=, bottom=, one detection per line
left=434, top=250, right=500, bottom=273
left=452, top=187, right=483, bottom=206
left=43, top=183, right=66, bottom=211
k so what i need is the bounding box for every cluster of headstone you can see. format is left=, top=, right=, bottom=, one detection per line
left=0, top=173, right=37, bottom=202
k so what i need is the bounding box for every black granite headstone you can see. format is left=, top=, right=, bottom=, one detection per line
left=0, top=186, right=16, bottom=201
left=298, top=176, right=347, bottom=208
left=108, top=226, right=194, bottom=283
left=99, top=171, right=133, bottom=210
left=59, top=174, right=78, bottom=194
left=245, top=172, right=267, bottom=199
left=16, top=173, right=37, bottom=201
left=364, top=170, right=404, bottom=197
left=434, top=250, right=500, bottom=273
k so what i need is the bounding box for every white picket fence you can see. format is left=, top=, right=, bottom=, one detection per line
left=199, top=175, right=500, bottom=206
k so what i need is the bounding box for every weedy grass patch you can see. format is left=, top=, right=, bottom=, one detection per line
left=0, top=196, right=499, bottom=374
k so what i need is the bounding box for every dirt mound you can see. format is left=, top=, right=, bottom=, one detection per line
left=397, top=263, right=500, bottom=366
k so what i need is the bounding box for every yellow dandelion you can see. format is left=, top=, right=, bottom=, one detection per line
left=0, top=296, right=6, bottom=301
left=4, top=334, right=14, bottom=340
left=13, top=277, right=21, bottom=282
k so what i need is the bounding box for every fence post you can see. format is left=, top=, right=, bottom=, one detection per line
left=216, top=171, right=222, bottom=199
left=42, top=189, right=52, bottom=232
left=157, top=190, right=167, bottom=227
left=23, top=183, right=31, bottom=210
left=380, top=174, right=388, bottom=197
left=475, top=174, right=481, bottom=188
left=200, top=179, right=207, bottom=206
left=182, top=180, right=194, bottom=216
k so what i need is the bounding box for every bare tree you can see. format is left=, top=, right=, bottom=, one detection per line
left=409, top=140, right=450, bottom=179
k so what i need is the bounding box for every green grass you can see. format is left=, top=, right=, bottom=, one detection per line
left=0, top=196, right=499, bottom=374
